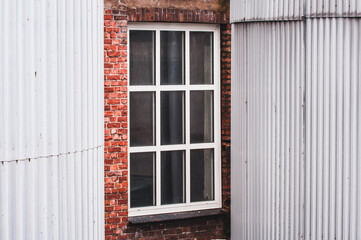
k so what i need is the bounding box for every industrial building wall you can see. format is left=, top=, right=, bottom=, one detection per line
left=231, top=1, right=361, bottom=239
left=103, top=4, right=231, bottom=238
left=0, top=0, right=104, bottom=239
left=231, top=22, right=305, bottom=240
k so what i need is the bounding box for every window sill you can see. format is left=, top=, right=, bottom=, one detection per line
left=128, top=208, right=226, bottom=224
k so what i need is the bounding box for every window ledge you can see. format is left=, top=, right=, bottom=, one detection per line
left=128, top=208, right=226, bottom=224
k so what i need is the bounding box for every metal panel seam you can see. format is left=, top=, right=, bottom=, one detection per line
left=1, top=145, right=104, bottom=163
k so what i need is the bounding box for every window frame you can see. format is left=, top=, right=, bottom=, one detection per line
left=127, top=23, right=221, bottom=217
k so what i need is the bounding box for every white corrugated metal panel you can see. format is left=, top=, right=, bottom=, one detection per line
left=305, top=18, right=361, bottom=240
left=231, top=16, right=361, bottom=240
left=231, top=0, right=361, bottom=23
left=231, top=23, right=249, bottom=240
left=0, top=149, right=104, bottom=239
left=231, top=22, right=305, bottom=239
left=230, top=0, right=303, bottom=23
left=306, top=0, right=361, bottom=17
left=0, top=0, right=104, bottom=163
left=0, top=0, right=104, bottom=238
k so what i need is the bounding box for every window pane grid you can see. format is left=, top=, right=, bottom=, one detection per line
left=129, top=24, right=220, bottom=215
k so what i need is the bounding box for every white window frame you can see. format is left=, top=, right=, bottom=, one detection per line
left=127, top=22, right=221, bottom=217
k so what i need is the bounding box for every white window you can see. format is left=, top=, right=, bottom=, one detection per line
left=128, top=23, right=221, bottom=217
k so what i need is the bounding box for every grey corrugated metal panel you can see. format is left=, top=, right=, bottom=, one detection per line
left=0, top=148, right=104, bottom=240
left=304, top=18, right=361, bottom=240
left=0, top=0, right=104, bottom=238
left=231, top=21, right=305, bottom=239
left=0, top=0, right=104, bottom=163
left=306, top=0, right=361, bottom=17
left=231, top=24, right=249, bottom=240
left=230, top=0, right=303, bottom=23
left=230, top=0, right=361, bottom=23
left=231, top=17, right=361, bottom=240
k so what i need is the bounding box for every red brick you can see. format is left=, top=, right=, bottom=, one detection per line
left=107, top=75, right=120, bottom=80
left=107, top=99, right=120, bottom=104
left=104, top=15, right=113, bottom=20
left=108, top=51, right=121, bottom=57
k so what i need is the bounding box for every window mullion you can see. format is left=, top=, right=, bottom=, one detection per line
left=185, top=30, right=191, bottom=204
left=155, top=29, right=161, bottom=207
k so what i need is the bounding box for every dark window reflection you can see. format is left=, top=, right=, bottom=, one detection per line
left=161, top=151, right=185, bottom=205
left=130, top=92, right=155, bottom=146
left=161, top=31, right=184, bottom=85
left=190, top=91, right=213, bottom=143
left=130, top=30, right=155, bottom=85
left=161, top=91, right=185, bottom=145
left=191, top=149, right=214, bottom=202
left=130, top=152, right=156, bottom=208
left=190, top=32, right=213, bottom=84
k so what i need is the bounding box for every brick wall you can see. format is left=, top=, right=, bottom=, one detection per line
left=221, top=24, right=231, bottom=213
left=104, top=7, right=231, bottom=239
left=104, top=8, right=128, bottom=236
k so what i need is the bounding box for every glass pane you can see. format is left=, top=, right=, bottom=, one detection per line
left=161, top=151, right=185, bottom=205
left=190, top=91, right=213, bottom=143
left=190, top=32, right=213, bottom=84
left=191, top=149, right=214, bottom=202
left=161, top=91, right=184, bottom=145
left=130, top=152, right=156, bottom=208
left=130, top=92, right=155, bottom=146
left=161, top=31, right=184, bottom=85
left=130, top=30, right=155, bottom=85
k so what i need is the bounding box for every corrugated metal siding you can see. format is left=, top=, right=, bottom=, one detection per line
left=231, top=23, right=249, bottom=240
left=0, top=0, right=104, bottom=238
left=230, top=0, right=303, bottom=22
left=305, top=18, right=361, bottom=240
left=306, top=0, right=361, bottom=17
left=231, top=22, right=305, bottom=240
left=231, top=13, right=361, bottom=240
left=231, top=0, right=361, bottom=23
left=0, top=0, right=104, bottom=163
left=0, top=150, right=104, bottom=239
